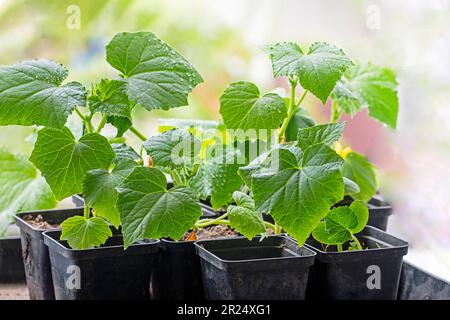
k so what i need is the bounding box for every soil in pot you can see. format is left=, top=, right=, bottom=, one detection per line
left=43, top=228, right=159, bottom=300
left=151, top=224, right=239, bottom=300
left=194, top=235, right=316, bottom=300
left=0, top=236, right=26, bottom=283
left=305, top=226, right=408, bottom=300
left=334, top=195, right=392, bottom=231
left=15, top=208, right=83, bottom=300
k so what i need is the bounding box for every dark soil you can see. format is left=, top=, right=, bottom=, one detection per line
left=181, top=225, right=239, bottom=241
left=23, top=214, right=59, bottom=230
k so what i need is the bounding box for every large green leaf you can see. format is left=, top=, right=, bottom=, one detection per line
left=106, top=32, right=203, bottom=111
left=342, top=151, right=377, bottom=202
left=29, top=127, right=115, bottom=200
left=0, top=149, right=57, bottom=220
left=252, top=144, right=344, bottom=245
left=227, top=191, right=266, bottom=240
left=116, top=167, right=202, bottom=247
left=268, top=42, right=352, bottom=103
left=0, top=59, right=86, bottom=128
left=143, top=129, right=200, bottom=169
left=61, top=216, right=112, bottom=249
left=219, top=81, right=287, bottom=130
left=297, top=123, right=345, bottom=149
left=189, top=145, right=243, bottom=210
left=331, top=63, right=399, bottom=128
left=83, top=159, right=137, bottom=227
left=88, top=79, right=131, bottom=118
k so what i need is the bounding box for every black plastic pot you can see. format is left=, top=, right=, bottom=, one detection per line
left=43, top=228, right=159, bottom=300
left=367, top=195, right=392, bottom=231
left=335, top=195, right=392, bottom=231
left=305, top=226, right=408, bottom=300
left=0, top=236, right=26, bottom=283
left=151, top=238, right=204, bottom=300
left=398, top=261, right=450, bottom=300
left=15, top=208, right=83, bottom=300
left=195, top=235, right=316, bottom=300
left=71, top=194, right=84, bottom=208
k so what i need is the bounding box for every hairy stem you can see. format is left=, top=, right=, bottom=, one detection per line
left=278, top=78, right=298, bottom=143
left=351, top=235, right=363, bottom=251
left=83, top=203, right=90, bottom=220
left=330, top=100, right=341, bottom=123
left=337, top=243, right=343, bottom=252
left=195, top=212, right=229, bottom=228
left=96, top=114, right=108, bottom=133
left=129, top=126, right=147, bottom=141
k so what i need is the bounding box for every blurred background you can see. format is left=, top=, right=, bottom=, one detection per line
left=0, top=0, right=449, bottom=280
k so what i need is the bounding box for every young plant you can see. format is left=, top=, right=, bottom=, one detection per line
left=0, top=32, right=206, bottom=249
left=216, top=40, right=398, bottom=248
left=312, top=200, right=369, bottom=252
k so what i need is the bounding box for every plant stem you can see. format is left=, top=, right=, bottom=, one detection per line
left=195, top=212, right=229, bottom=228
left=351, top=235, right=363, bottom=250
left=129, top=126, right=147, bottom=141
left=75, top=107, right=86, bottom=121
left=109, top=136, right=126, bottom=144
left=83, top=204, right=90, bottom=220
left=337, top=243, right=343, bottom=252
left=330, top=100, right=341, bottom=123
left=274, top=223, right=282, bottom=234
left=263, top=221, right=277, bottom=231
left=96, top=114, right=108, bottom=133
left=278, top=78, right=298, bottom=143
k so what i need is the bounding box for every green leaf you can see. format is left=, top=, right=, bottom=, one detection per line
left=189, top=145, right=243, bottom=210
left=312, top=221, right=338, bottom=245
left=0, top=59, right=86, bottom=128
left=227, top=191, right=266, bottom=240
left=285, top=108, right=316, bottom=142
left=29, top=127, right=115, bottom=200
left=312, top=200, right=369, bottom=245
left=344, top=177, right=360, bottom=195
left=143, top=129, right=200, bottom=169
left=252, top=144, right=344, bottom=245
left=83, top=159, right=137, bottom=227
left=325, top=206, right=358, bottom=243
left=117, top=167, right=202, bottom=247
left=112, top=143, right=140, bottom=163
left=88, top=79, right=131, bottom=118
left=349, top=200, right=369, bottom=234
left=108, top=115, right=132, bottom=137
left=219, top=81, right=287, bottom=130
left=297, top=123, right=345, bottom=150
left=331, top=63, right=399, bottom=128
left=61, top=216, right=112, bottom=249
left=106, top=32, right=203, bottom=111
left=268, top=42, right=352, bottom=103
left=0, top=149, right=57, bottom=219
left=330, top=82, right=361, bottom=115
left=342, top=151, right=377, bottom=202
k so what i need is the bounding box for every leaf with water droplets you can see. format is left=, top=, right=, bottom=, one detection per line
left=106, top=32, right=203, bottom=111
left=219, top=81, right=287, bottom=130
left=0, top=59, right=86, bottom=128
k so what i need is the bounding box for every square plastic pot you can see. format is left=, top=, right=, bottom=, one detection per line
left=195, top=235, right=316, bottom=300
left=15, top=208, right=83, bottom=300
left=0, top=236, right=26, bottom=283
left=151, top=238, right=204, bottom=300
left=43, top=228, right=159, bottom=300
left=305, top=226, right=408, bottom=300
